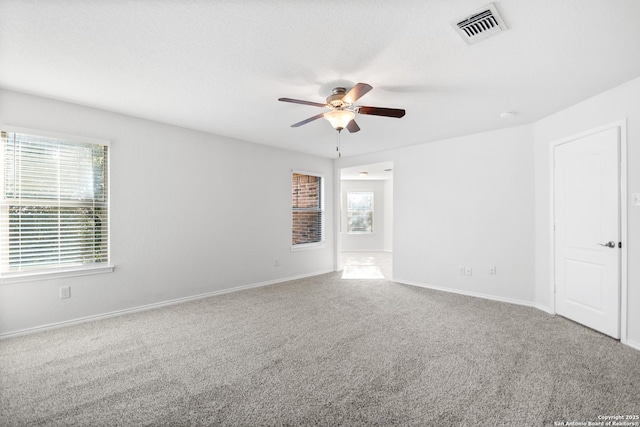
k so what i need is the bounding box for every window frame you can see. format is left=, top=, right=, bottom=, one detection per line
left=291, top=170, right=325, bottom=251
left=0, top=126, right=113, bottom=283
left=346, top=191, right=375, bottom=234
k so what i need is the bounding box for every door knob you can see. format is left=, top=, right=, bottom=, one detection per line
left=598, top=241, right=616, bottom=248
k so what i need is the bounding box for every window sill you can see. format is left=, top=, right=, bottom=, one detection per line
left=291, top=242, right=325, bottom=251
left=0, top=265, right=115, bottom=284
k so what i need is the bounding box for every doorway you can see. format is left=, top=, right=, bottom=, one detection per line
left=552, top=122, right=627, bottom=339
left=338, top=161, right=393, bottom=279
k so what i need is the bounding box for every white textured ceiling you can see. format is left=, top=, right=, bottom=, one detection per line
left=1, top=1, right=640, bottom=158
left=341, top=162, right=394, bottom=181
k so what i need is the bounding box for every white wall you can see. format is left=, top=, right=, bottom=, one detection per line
left=0, top=90, right=335, bottom=336
left=533, top=76, right=640, bottom=347
left=384, top=179, right=393, bottom=252
left=340, top=180, right=388, bottom=252
left=337, top=125, right=536, bottom=305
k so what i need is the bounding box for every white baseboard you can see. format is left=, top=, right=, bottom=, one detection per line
left=534, top=303, right=554, bottom=315
left=393, top=277, right=536, bottom=309
left=624, top=339, right=640, bottom=352
left=0, top=269, right=334, bottom=339
left=340, top=249, right=390, bottom=253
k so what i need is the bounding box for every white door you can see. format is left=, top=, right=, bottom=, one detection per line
left=554, top=127, right=620, bottom=338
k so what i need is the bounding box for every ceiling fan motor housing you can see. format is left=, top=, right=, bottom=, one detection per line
left=327, top=87, right=350, bottom=108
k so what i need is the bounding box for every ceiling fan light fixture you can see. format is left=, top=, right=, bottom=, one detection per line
left=324, top=110, right=355, bottom=131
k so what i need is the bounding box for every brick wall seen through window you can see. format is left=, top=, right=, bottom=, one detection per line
left=292, top=173, right=323, bottom=246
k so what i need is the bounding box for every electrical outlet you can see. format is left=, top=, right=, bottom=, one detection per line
left=489, top=265, right=497, bottom=275
left=465, top=266, right=472, bottom=276
left=60, top=286, right=71, bottom=299
left=459, top=266, right=465, bottom=275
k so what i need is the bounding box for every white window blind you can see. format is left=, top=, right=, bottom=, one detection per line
left=347, top=191, right=374, bottom=233
left=1, top=131, right=109, bottom=278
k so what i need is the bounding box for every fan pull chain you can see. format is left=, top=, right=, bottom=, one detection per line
left=336, top=130, right=342, bottom=158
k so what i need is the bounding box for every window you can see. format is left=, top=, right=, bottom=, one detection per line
left=292, top=172, right=324, bottom=248
left=347, top=191, right=374, bottom=233
left=1, top=130, right=110, bottom=281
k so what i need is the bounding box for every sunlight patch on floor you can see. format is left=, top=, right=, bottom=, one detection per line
left=344, top=256, right=377, bottom=266
left=341, top=265, right=384, bottom=279
left=341, top=256, right=385, bottom=279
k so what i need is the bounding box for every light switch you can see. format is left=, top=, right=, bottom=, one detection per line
left=632, top=193, right=640, bottom=207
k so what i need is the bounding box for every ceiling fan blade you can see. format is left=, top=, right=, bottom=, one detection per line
left=357, top=106, right=406, bottom=118
left=278, top=97, right=327, bottom=108
left=343, top=83, right=373, bottom=104
left=346, top=119, right=360, bottom=133
left=291, top=113, right=326, bottom=127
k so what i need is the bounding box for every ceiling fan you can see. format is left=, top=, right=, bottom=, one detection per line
left=278, top=83, right=406, bottom=133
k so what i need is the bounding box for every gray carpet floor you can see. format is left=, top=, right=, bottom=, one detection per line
left=1, top=272, right=639, bottom=426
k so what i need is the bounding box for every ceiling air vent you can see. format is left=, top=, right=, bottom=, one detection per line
left=453, top=3, right=507, bottom=45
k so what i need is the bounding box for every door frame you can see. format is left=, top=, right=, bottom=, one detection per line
left=334, top=161, right=394, bottom=273
left=549, top=119, right=628, bottom=344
